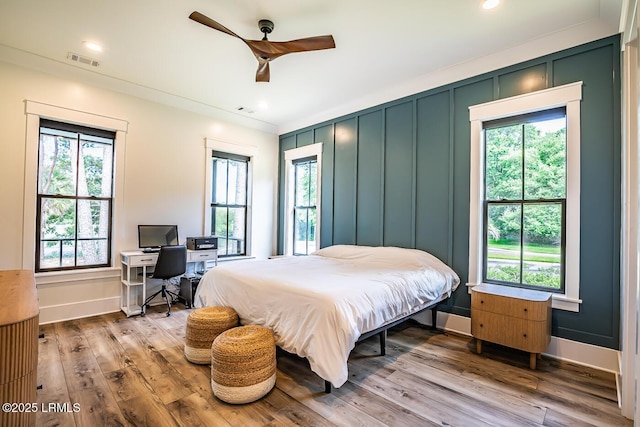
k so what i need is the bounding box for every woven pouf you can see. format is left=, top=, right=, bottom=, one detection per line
left=184, top=306, right=238, bottom=364
left=211, top=325, right=276, bottom=404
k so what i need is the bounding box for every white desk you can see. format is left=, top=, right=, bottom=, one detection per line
left=120, top=249, right=217, bottom=316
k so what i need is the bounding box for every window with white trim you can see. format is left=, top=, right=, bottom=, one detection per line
left=284, top=144, right=322, bottom=256
left=23, top=101, right=128, bottom=277
left=468, top=82, right=582, bottom=311
left=204, top=139, right=256, bottom=258
left=211, top=151, right=249, bottom=257
left=36, top=120, right=115, bottom=271
left=292, top=157, right=318, bottom=255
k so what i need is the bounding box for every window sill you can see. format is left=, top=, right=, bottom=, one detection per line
left=466, top=282, right=581, bottom=312
left=35, top=267, right=120, bottom=285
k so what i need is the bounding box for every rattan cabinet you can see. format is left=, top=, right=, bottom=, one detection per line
left=471, top=283, right=551, bottom=369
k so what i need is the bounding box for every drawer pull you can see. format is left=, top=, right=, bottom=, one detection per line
left=480, top=323, right=483, bottom=328
left=480, top=300, right=484, bottom=304
left=524, top=308, right=528, bottom=312
left=523, top=334, right=527, bottom=338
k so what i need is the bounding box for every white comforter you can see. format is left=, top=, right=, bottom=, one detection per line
left=194, top=245, right=460, bottom=387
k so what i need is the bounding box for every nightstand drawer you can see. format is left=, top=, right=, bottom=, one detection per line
left=471, top=284, right=550, bottom=321
left=471, top=310, right=550, bottom=353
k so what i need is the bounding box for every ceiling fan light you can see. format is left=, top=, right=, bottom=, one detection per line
left=482, top=0, right=500, bottom=9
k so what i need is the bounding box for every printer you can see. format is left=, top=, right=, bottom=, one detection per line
left=186, top=236, right=218, bottom=250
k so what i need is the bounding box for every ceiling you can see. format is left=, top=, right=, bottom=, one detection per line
left=0, top=0, right=623, bottom=134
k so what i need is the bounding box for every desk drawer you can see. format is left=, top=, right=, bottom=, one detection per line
left=471, top=311, right=550, bottom=353
left=187, top=250, right=217, bottom=262
left=122, top=253, right=158, bottom=266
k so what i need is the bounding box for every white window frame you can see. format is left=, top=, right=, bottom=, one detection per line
left=468, top=82, right=582, bottom=312
left=23, top=101, right=128, bottom=281
left=283, top=143, right=322, bottom=256
left=204, top=138, right=256, bottom=257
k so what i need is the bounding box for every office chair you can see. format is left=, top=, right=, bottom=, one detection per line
left=141, top=245, right=187, bottom=317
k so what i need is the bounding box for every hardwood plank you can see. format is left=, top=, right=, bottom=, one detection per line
left=35, top=324, right=76, bottom=427
left=117, top=395, right=178, bottom=427
left=276, top=355, right=390, bottom=427
left=387, top=327, right=541, bottom=390
left=106, top=316, right=193, bottom=404
left=82, top=318, right=130, bottom=375
left=56, top=331, right=128, bottom=426
left=543, top=407, right=600, bottom=427
left=347, top=358, right=496, bottom=427
left=166, top=392, right=233, bottom=427
left=263, top=386, right=338, bottom=427
left=277, top=354, right=437, bottom=427
left=355, top=339, right=547, bottom=425
left=130, top=314, right=184, bottom=351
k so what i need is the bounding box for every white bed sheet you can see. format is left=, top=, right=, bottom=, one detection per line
left=194, top=245, right=460, bottom=387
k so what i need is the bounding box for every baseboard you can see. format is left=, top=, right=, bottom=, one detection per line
left=413, top=310, right=620, bottom=375
left=38, top=296, right=121, bottom=324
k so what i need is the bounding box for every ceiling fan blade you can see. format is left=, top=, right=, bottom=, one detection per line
left=246, top=35, right=335, bottom=61
left=276, top=35, right=336, bottom=53
left=256, top=61, right=270, bottom=82
left=189, top=11, right=243, bottom=40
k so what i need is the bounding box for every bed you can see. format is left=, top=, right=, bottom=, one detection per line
left=193, top=245, right=460, bottom=389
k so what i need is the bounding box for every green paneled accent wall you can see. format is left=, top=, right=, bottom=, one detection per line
left=278, top=35, right=621, bottom=349
left=415, top=91, right=451, bottom=263
left=333, top=118, right=358, bottom=244
left=356, top=111, right=384, bottom=246
left=384, top=101, right=414, bottom=248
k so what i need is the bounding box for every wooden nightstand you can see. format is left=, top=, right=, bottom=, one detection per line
left=471, top=283, right=552, bottom=369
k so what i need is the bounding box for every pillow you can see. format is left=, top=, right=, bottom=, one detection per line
left=313, top=244, right=445, bottom=269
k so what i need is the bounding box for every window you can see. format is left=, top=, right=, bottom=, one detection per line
left=483, top=109, right=566, bottom=292
left=284, top=143, right=322, bottom=256
left=36, top=120, right=115, bottom=272
left=293, top=157, right=318, bottom=255
left=211, top=151, right=249, bottom=257
left=468, top=82, right=582, bottom=311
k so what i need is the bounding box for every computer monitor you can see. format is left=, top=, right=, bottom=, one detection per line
left=137, top=225, right=179, bottom=251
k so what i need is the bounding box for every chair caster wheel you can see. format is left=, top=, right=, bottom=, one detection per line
left=166, top=312, right=171, bottom=317
left=140, top=312, right=145, bottom=317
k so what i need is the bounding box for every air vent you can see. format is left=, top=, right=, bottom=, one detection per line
left=67, top=52, right=100, bottom=67
left=236, top=106, right=255, bottom=114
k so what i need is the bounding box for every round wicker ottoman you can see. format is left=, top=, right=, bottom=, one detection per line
left=211, top=325, right=276, bottom=404
left=184, top=306, right=238, bottom=364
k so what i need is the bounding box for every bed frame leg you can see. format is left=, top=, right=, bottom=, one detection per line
left=431, top=304, right=439, bottom=330
left=324, top=380, right=331, bottom=393
left=379, top=329, right=387, bottom=356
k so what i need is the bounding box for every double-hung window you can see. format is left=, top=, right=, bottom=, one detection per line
left=293, top=157, right=318, bottom=255
left=36, top=119, right=115, bottom=272
left=468, top=82, right=582, bottom=311
left=483, top=109, right=566, bottom=292
left=211, top=151, right=249, bottom=257
left=283, top=143, right=322, bottom=256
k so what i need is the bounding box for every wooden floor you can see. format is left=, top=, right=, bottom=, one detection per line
left=35, top=305, right=631, bottom=427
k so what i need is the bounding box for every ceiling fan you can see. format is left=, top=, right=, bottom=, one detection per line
left=189, top=11, right=335, bottom=82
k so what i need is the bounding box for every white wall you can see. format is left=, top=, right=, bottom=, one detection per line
left=0, top=61, right=279, bottom=323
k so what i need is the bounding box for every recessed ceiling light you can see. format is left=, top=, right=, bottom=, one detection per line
left=83, top=41, right=103, bottom=52
left=258, top=101, right=269, bottom=110
left=482, top=0, right=500, bottom=9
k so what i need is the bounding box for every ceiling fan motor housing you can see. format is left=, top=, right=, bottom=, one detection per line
left=259, top=19, right=274, bottom=35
